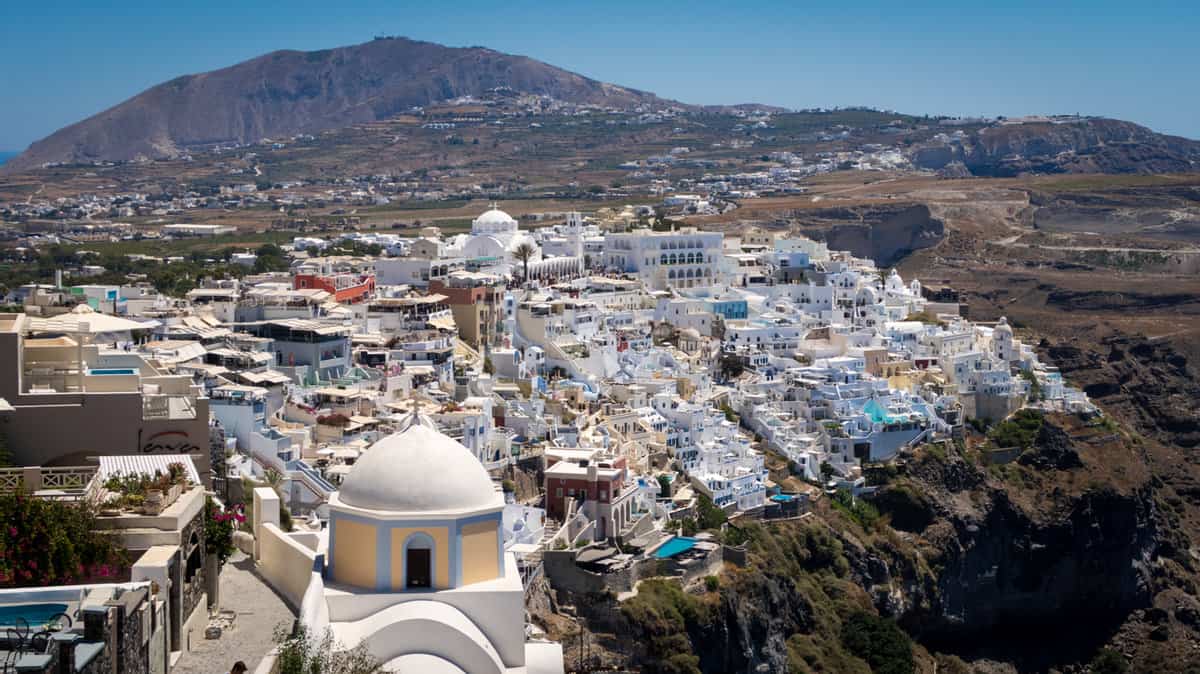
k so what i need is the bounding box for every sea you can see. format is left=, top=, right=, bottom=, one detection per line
left=0, top=151, right=16, bottom=166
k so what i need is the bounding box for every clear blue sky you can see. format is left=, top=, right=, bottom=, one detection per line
left=1, top=0, right=1197, bottom=150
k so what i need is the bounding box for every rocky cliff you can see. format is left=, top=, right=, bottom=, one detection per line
left=912, top=118, right=1200, bottom=176
left=5, top=37, right=674, bottom=171
left=593, top=413, right=1167, bottom=673
left=791, top=204, right=946, bottom=267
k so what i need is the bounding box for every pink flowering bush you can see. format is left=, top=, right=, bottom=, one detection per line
left=204, top=497, right=243, bottom=565
left=0, top=493, right=128, bottom=588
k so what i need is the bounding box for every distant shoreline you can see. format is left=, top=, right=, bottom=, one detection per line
left=0, top=151, right=17, bottom=166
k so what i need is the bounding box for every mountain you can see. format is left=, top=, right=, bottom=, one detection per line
left=4, top=37, right=678, bottom=172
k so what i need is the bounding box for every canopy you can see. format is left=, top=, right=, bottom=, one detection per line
left=33, top=305, right=161, bottom=336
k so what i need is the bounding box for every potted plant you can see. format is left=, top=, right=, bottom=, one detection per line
left=100, top=497, right=122, bottom=517
left=159, top=471, right=183, bottom=507
left=144, top=482, right=164, bottom=514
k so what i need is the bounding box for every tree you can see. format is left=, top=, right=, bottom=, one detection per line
left=695, top=494, right=727, bottom=531
left=819, top=461, right=836, bottom=485
left=483, top=356, right=495, bottom=375
left=512, top=242, right=537, bottom=282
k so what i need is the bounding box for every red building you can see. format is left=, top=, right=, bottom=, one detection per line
left=294, top=272, right=376, bottom=304
left=543, top=450, right=634, bottom=540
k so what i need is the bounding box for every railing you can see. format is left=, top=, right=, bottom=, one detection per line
left=0, top=466, right=100, bottom=502
left=142, top=393, right=197, bottom=420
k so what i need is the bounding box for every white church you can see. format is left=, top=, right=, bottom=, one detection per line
left=444, top=205, right=584, bottom=281
left=252, top=411, right=564, bottom=673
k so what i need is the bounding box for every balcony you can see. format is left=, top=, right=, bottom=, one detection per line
left=142, top=393, right=198, bottom=421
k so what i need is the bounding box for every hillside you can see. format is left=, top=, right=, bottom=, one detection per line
left=4, top=36, right=676, bottom=171
left=912, top=118, right=1200, bottom=176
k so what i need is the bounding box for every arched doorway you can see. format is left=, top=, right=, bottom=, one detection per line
left=403, top=533, right=434, bottom=588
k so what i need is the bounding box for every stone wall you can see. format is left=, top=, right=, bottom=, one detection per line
left=178, top=509, right=207, bottom=634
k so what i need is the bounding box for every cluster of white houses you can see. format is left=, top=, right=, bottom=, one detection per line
left=0, top=206, right=1096, bottom=672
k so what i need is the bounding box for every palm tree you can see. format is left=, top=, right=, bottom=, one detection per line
left=513, top=243, right=537, bottom=282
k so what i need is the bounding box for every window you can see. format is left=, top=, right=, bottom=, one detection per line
left=556, top=488, right=563, bottom=498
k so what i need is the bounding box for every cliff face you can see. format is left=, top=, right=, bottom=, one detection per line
left=876, top=441, right=1156, bottom=655
left=5, top=37, right=673, bottom=171
left=911, top=118, right=1200, bottom=176
left=793, top=204, right=946, bottom=267
left=608, top=414, right=1164, bottom=673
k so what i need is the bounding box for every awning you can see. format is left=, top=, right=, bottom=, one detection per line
left=427, top=316, right=457, bottom=330
left=97, top=455, right=201, bottom=484
left=31, top=305, right=161, bottom=335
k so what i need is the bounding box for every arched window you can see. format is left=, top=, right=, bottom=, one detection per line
left=668, top=254, right=677, bottom=265
left=403, top=532, right=436, bottom=589
left=668, top=269, right=677, bottom=279
left=660, top=254, right=668, bottom=265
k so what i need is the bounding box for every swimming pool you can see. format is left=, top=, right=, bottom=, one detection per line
left=0, top=603, right=69, bottom=628
left=654, top=536, right=698, bottom=559
left=771, top=494, right=796, bottom=503
left=88, top=368, right=136, bottom=376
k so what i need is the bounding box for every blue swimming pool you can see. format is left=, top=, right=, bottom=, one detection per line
left=0, top=603, right=69, bottom=628
left=771, top=494, right=796, bottom=503
left=654, top=536, right=698, bottom=559
left=88, top=368, right=136, bottom=376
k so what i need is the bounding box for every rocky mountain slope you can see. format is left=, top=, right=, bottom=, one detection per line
left=912, top=118, right=1200, bottom=177
left=4, top=36, right=675, bottom=171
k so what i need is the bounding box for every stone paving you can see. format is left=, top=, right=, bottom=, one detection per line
left=172, top=551, right=295, bottom=674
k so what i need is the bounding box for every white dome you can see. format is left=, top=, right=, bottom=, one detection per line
left=337, top=425, right=501, bottom=514
left=472, top=207, right=517, bottom=233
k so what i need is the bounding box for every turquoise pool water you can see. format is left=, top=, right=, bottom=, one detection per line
left=89, top=368, right=136, bottom=375
left=0, top=603, right=68, bottom=627
left=771, top=494, right=796, bottom=503
left=654, top=536, right=697, bottom=559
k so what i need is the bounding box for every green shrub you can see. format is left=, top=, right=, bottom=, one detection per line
left=704, top=575, right=720, bottom=592
left=695, top=494, right=727, bottom=531
left=831, top=490, right=882, bottom=531
left=840, top=611, right=914, bottom=674
left=988, top=409, right=1044, bottom=449
left=273, top=623, right=381, bottom=674
left=621, top=580, right=712, bottom=674
left=1089, top=648, right=1128, bottom=674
